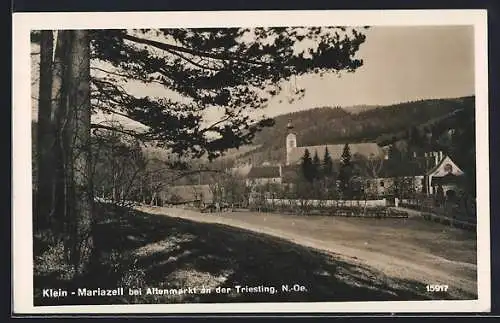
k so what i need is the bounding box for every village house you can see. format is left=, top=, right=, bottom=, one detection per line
left=245, top=163, right=283, bottom=187
left=360, top=150, right=465, bottom=199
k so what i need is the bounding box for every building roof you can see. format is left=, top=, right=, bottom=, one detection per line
left=379, top=159, right=428, bottom=178
left=426, top=155, right=464, bottom=177
left=287, top=143, right=384, bottom=165
left=376, top=154, right=464, bottom=178
left=247, top=166, right=281, bottom=179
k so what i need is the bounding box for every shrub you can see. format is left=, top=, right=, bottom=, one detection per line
left=34, top=240, right=75, bottom=281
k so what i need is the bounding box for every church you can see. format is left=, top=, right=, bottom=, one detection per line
left=284, top=120, right=385, bottom=165
left=245, top=120, right=466, bottom=199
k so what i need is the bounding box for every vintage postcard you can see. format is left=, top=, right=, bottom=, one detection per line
left=12, top=9, right=490, bottom=314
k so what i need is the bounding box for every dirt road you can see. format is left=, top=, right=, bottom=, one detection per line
left=137, top=206, right=477, bottom=299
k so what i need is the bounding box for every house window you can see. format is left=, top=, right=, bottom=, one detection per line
left=380, top=180, right=385, bottom=187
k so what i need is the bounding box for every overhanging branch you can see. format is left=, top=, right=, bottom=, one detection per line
left=123, top=33, right=274, bottom=68
left=91, top=124, right=146, bottom=138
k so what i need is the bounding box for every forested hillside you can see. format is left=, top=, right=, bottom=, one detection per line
left=32, top=96, right=475, bottom=190
left=233, top=96, right=474, bottom=165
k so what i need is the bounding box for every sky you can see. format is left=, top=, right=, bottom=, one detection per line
left=263, top=25, right=475, bottom=117
left=31, top=25, right=475, bottom=124
left=109, top=25, right=476, bottom=120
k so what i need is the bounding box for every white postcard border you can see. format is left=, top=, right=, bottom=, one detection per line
left=12, top=9, right=490, bottom=314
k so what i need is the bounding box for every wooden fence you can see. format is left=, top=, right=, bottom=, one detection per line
left=400, top=198, right=476, bottom=231
left=249, top=198, right=388, bottom=208
left=248, top=197, right=409, bottom=218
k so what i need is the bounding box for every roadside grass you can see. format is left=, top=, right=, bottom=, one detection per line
left=34, top=203, right=474, bottom=306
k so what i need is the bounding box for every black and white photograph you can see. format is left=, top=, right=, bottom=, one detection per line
left=12, top=10, right=490, bottom=314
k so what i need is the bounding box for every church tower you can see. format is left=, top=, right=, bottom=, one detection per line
left=285, top=119, right=297, bottom=165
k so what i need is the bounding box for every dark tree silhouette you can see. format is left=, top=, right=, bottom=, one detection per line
left=341, top=143, right=351, bottom=166
left=301, top=149, right=314, bottom=183
left=322, top=146, right=334, bottom=177
left=338, top=143, right=353, bottom=198
left=312, top=150, right=321, bottom=180
left=89, top=27, right=368, bottom=161
left=35, top=30, right=55, bottom=230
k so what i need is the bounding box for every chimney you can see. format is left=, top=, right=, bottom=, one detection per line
left=434, top=152, right=439, bottom=167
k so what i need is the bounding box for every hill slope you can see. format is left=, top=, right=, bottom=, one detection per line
left=233, top=96, right=475, bottom=165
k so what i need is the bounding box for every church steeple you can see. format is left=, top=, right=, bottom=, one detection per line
left=285, top=119, right=297, bottom=165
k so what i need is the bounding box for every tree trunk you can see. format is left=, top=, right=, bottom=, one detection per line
left=35, top=30, right=54, bottom=231
left=150, top=191, right=156, bottom=206
left=120, top=187, right=125, bottom=203
left=50, top=31, right=72, bottom=234
left=141, top=181, right=146, bottom=204
left=112, top=169, right=118, bottom=203
left=63, top=30, right=93, bottom=276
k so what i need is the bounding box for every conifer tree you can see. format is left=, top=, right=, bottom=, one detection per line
left=341, top=143, right=351, bottom=166
left=301, top=149, right=314, bottom=183
left=322, top=146, right=334, bottom=177
left=312, top=150, right=321, bottom=180
left=338, top=143, right=353, bottom=198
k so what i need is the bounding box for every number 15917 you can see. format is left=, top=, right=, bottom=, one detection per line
left=426, top=284, right=449, bottom=292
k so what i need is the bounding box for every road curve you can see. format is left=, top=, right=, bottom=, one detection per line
left=136, top=206, right=477, bottom=299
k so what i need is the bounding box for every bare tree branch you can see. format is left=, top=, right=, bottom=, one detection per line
left=91, top=66, right=131, bottom=79
left=92, top=104, right=143, bottom=123
left=91, top=124, right=146, bottom=138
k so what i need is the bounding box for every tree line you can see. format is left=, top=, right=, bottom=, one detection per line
left=298, top=143, right=363, bottom=199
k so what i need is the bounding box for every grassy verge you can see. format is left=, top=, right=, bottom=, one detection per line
left=34, top=203, right=473, bottom=306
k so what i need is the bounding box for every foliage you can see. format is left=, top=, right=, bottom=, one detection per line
left=322, top=146, right=334, bottom=177
left=340, top=143, right=351, bottom=166
left=91, top=124, right=147, bottom=205
left=300, top=149, right=314, bottom=182
left=312, top=151, right=321, bottom=179
left=353, top=153, right=384, bottom=179
left=338, top=144, right=353, bottom=198
left=208, top=172, right=248, bottom=206
left=87, top=27, right=368, bottom=161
